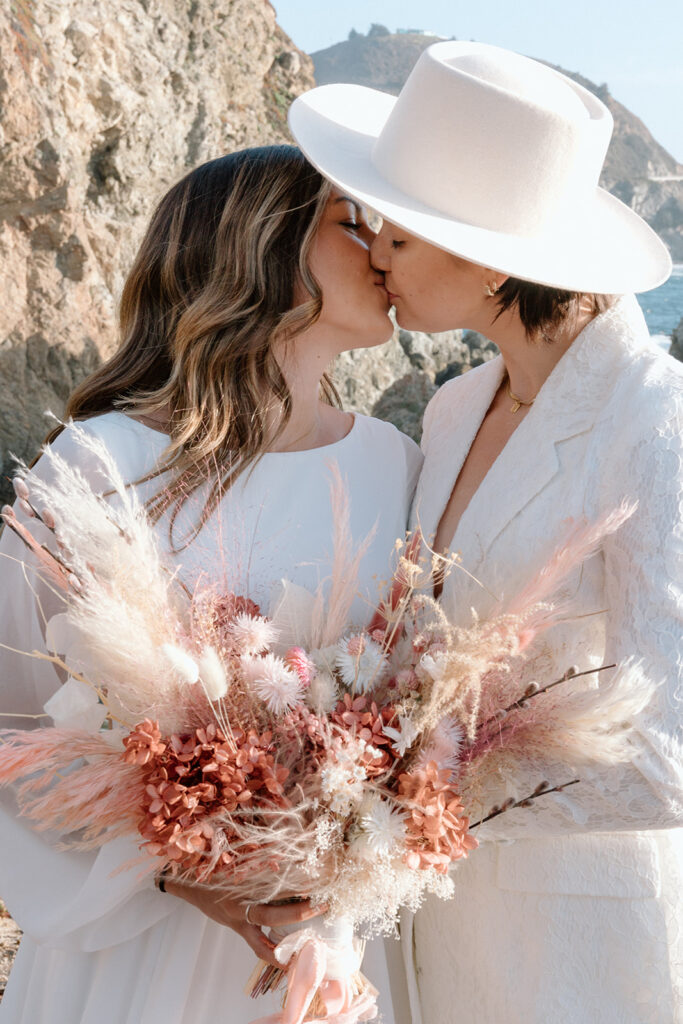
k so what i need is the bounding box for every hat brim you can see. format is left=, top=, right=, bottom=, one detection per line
left=289, top=84, right=672, bottom=294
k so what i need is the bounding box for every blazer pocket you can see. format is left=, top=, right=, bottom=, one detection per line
left=495, top=832, right=662, bottom=899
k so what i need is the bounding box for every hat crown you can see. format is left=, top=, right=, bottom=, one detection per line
left=453, top=50, right=588, bottom=119
left=288, top=40, right=671, bottom=292
left=372, top=42, right=613, bottom=238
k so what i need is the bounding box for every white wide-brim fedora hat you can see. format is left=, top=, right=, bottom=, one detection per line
left=289, top=41, right=671, bottom=294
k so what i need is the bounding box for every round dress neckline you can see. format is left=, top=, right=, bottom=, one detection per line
left=117, top=410, right=362, bottom=457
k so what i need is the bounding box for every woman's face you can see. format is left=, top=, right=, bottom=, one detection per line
left=370, top=221, right=503, bottom=334
left=299, top=190, right=393, bottom=354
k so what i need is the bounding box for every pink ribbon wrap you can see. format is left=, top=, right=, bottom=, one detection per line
left=250, top=919, right=378, bottom=1024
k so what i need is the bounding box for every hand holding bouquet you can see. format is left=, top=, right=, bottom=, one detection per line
left=0, top=428, right=652, bottom=1023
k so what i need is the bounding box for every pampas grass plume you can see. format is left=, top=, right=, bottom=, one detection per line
left=160, top=643, right=199, bottom=685
left=198, top=646, right=228, bottom=701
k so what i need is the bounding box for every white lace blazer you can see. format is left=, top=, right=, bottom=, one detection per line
left=403, top=294, right=683, bottom=1024
left=412, top=292, right=683, bottom=840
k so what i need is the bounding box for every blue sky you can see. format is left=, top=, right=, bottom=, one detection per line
left=273, top=0, right=683, bottom=163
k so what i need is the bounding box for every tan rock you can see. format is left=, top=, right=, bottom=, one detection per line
left=0, top=0, right=315, bottom=498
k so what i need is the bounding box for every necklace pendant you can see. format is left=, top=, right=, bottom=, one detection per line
left=510, top=399, right=521, bottom=413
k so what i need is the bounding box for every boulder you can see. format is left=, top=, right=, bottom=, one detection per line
left=0, top=0, right=314, bottom=502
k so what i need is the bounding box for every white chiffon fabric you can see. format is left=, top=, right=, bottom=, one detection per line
left=0, top=410, right=422, bottom=1024
left=405, top=295, right=683, bottom=1023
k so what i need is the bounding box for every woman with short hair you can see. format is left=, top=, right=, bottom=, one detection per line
left=290, top=42, right=683, bottom=1023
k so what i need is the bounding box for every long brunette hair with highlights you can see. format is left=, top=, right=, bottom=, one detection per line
left=45, top=146, right=336, bottom=541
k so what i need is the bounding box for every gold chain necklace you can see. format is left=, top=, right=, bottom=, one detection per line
left=505, top=376, right=538, bottom=414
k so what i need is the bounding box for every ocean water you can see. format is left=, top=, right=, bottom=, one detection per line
left=636, top=262, right=683, bottom=351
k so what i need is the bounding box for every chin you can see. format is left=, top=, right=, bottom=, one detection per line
left=348, top=318, right=394, bottom=352
left=393, top=311, right=420, bottom=331
left=395, top=308, right=454, bottom=333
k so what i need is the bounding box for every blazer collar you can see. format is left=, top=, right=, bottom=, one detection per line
left=425, top=294, right=652, bottom=572
left=529, top=293, right=652, bottom=440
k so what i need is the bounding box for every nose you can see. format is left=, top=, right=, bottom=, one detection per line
left=370, top=223, right=391, bottom=272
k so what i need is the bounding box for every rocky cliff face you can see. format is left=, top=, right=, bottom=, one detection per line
left=312, top=30, right=683, bottom=260
left=335, top=325, right=497, bottom=442
left=3, top=7, right=678, bottom=514
left=0, top=0, right=314, bottom=501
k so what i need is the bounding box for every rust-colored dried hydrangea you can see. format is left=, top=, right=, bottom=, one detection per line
left=331, top=694, right=400, bottom=777
left=398, top=761, right=478, bottom=873
left=123, top=719, right=288, bottom=878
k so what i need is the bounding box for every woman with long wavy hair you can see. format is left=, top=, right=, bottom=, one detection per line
left=0, top=145, right=420, bottom=1024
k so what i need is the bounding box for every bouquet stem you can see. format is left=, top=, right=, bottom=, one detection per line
left=247, top=916, right=378, bottom=1023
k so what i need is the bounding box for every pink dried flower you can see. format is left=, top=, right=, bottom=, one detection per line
left=12, top=477, right=30, bottom=501
left=283, top=647, right=316, bottom=686
left=192, top=590, right=261, bottom=654
left=394, top=668, right=419, bottom=694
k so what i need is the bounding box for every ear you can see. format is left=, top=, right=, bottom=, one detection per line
left=482, top=269, right=509, bottom=296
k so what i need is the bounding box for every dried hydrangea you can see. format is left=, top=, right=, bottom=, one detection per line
left=331, top=694, right=400, bottom=777
left=123, top=719, right=289, bottom=880
left=398, top=761, right=478, bottom=873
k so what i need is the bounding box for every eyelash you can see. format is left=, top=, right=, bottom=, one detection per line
left=391, top=240, right=405, bottom=249
left=341, top=221, right=361, bottom=230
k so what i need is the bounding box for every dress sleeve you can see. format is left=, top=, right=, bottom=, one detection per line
left=0, top=424, right=174, bottom=950
left=481, top=364, right=683, bottom=840
left=419, top=386, right=443, bottom=454
left=397, top=431, right=424, bottom=502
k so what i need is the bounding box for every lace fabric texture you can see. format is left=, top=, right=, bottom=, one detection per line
left=408, top=294, right=683, bottom=1022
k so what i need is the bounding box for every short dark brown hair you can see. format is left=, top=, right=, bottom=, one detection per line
left=495, top=277, right=613, bottom=341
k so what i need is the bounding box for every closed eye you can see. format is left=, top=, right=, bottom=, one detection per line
left=391, top=239, right=405, bottom=249
left=341, top=221, right=361, bottom=230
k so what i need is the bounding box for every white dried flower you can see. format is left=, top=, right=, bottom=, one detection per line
left=382, top=714, right=420, bottom=757
left=320, top=764, right=366, bottom=816
left=43, top=676, right=105, bottom=733
left=309, top=645, right=339, bottom=674
left=304, top=815, right=343, bottom=874
left=336, top=634, right=387, bottom=693
left=160, top=643, right=199, bottom=685
left=320, top=750, right=367, bottom=816
left=228, top=612, right=277, bottom=654
left=358, top=740, right=383, bottom=761
left=352, top=796, right=407, bottom=860
left=417, top=650, right=447, bottom=683
left=305, top=669, right=338, bottom=713
left=242, top=652, right=303, bottom=716
left=197, top=646, right=228, bottom=701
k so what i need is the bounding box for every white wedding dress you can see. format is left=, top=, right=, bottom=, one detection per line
left=0, top=410, right=422, bottom=1024
left=405, top=296, right=683, bottom=1023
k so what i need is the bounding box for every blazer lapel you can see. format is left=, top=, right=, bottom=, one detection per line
left=412, top=356, right=505, bottom=543
left=420, top=294, right=652, bottom=578
left=453, top=299, right=645, bottom=564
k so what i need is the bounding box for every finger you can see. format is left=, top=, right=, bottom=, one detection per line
left=237, top=924, right=280, bottom=968
left=252, top=900, right=328, bottom=927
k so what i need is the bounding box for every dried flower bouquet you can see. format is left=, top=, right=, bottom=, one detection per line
left=0, top=427, right=652, bottom=1024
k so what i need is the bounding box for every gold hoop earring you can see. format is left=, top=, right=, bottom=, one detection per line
left=484, top=281, right=499, bottom=297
